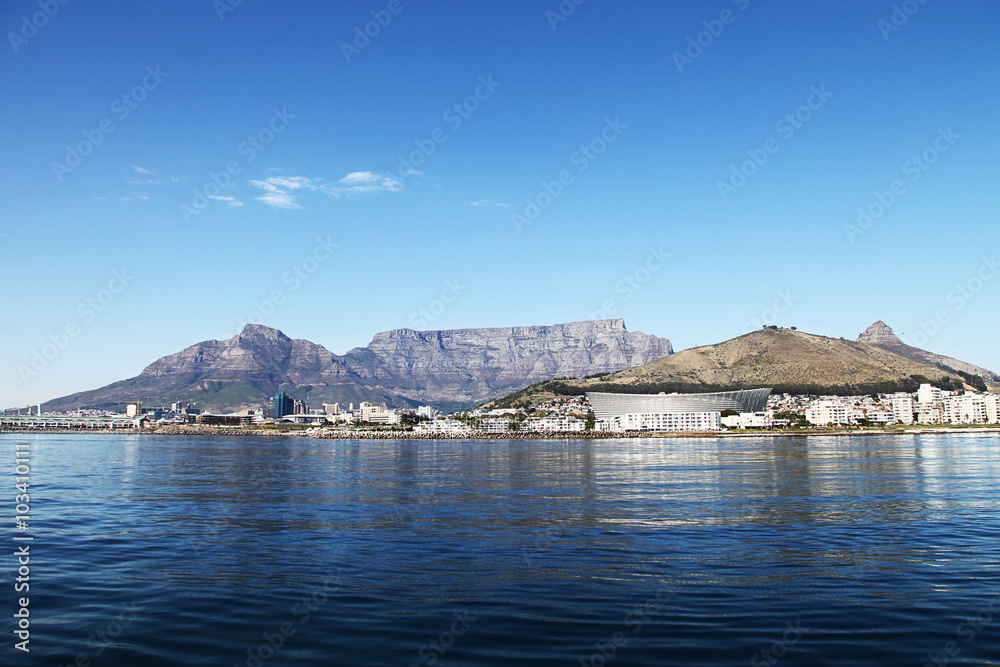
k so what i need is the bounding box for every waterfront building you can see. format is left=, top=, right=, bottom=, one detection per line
left=523, top=416, right=586, bottom=433
left=985, top=395, right=999, bottom=424
left=587, top=389, right=768, bottom=433
left=944, top=394, right=987, bottom=424
left=478, top=417, right=512, bottom=433
left=721, top=412, right=772, bottom=429
left=890, top=395, right=915, bottom=425
left=597, top=412, right=721, bottom=432
left=917, top=383, right=944, bottom=405
left=413, top=419, right=472, bottom=434
left=805, top=400, right=850, bottom=426
left=358, top=402, right=401, bottom=424
left=274, top=392, right=294, bottom=419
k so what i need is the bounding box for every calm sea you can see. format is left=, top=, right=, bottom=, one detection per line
left=5, top=433, right=1000, bottom=666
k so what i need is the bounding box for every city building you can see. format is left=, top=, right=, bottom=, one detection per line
left=477, top=417, right=513, bottom=433
left=274, top=392, right=294, bottom=419
left=917, top=383, right=944, bottom=405
left=805, top=401, right=850, bottom=426
left=358, top=402, right=401, bottom=425
left=597, top=412, right=721, bottom=432
left=413, top=419, right=472, bottom=434
left=523, top=416, right=586, bottom=433
left=985, top=395, right=999, bottom=424
left=890, top=395, right=915, bottom=425
left=944, top=394, right=987, bottom=424
left=721, top=412, right=772, bottom=429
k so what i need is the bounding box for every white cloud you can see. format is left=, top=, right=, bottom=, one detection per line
left=331, top=172, right=402, bottom=196
left=132, top=165, right=153, bottom=175
left=208, top=194, right=244, bottom=207
left=470, top=199, right=510, bottom=208
left=249, top=172, right=403, bottom=208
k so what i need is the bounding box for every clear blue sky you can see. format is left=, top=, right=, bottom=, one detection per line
left=2, top=0, right=998, bottom=408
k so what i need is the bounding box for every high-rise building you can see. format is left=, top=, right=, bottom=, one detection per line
left=274, top=392, right=294, bottom=419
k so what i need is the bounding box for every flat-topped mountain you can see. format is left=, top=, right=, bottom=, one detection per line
left=857, top=320, right=999, bottom=384
left=42, top=319, right=674, bottom=413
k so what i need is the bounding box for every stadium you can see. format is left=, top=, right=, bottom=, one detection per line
left=586, top=388, right=773, bottom=432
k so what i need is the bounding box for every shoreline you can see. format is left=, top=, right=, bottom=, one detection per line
left=2, top=425, right=999, bottom=439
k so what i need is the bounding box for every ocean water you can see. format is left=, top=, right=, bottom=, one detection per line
left=5, top=432, right=1000, bottom=666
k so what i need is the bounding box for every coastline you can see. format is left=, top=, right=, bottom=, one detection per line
left=3, top=425, right=999, bottom=439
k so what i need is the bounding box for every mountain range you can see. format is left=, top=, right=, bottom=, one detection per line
left=40, top=319, right=674, bottom=413
left=38, top=318, right=998, bottom=415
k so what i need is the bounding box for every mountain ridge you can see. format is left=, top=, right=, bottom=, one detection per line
left=41, top=319, right=674, bottom=413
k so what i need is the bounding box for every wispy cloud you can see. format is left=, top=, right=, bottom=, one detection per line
left=207, top=194, right=244, bottom=207
left=470, top=199, right=510, bottom=208
left=249, top=172, right=403, bottom=209
left=334, top=171, right=402, bottom=195
left=132, top=165, right=153, bottom=175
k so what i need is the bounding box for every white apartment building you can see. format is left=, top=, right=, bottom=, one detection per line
left=943, top=394, right=987, bottom=424
left=917, top=383, right=944, bottom=405
left=863, top=410, right=896, bottom=425
left=805, top=401, right=850, bottom=426
left=985, top=395, right=999, bottom=424
left=358, top=402, right=401, bottom=425
left=597, top=412, right=721, bottom=432
left=416, top=406, right=435, bottom=420
left=413, top=419, right=472, bottom=434
left=478, top=417, right=513, bottom=433
left=915, top=403, right=943, bottom=425
left=721, top=412, right=772, bottom=429
left=890, top=395, right=915, bottom=425
left=523, top=416, right=586, bottom=433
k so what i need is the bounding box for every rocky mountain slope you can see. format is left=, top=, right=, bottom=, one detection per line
left=42, top=319, right=674, bottom=413
left=857, top=321, right=999, bottom=384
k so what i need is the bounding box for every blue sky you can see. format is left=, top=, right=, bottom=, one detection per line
left=2, top=0, right=999, bottom=408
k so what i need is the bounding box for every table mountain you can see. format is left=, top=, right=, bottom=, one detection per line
left=42, top=319, right=673, bottom=413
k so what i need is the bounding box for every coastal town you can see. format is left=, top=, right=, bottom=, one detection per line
left=4, top=382, right=999, bottom=435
